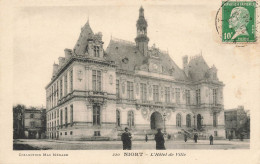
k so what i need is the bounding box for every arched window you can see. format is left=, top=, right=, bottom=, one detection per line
left=176, top=113, right=182, bottom=127
left=127, top=111, right=134, bottom=128
left=116, top=110, right=120, bottom=127
left=186, top=114, right=191, bottom=128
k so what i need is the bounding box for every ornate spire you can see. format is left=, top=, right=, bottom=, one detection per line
left=135, top=6, right=149, bottom=56
left=139, top=6, right=144, bottom=17
left=136, top=6, right=148, bottom=30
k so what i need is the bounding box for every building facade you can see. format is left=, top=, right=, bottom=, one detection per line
left=13, top=105, right=46, bottom=139
left=225, top=106, right=250, bottom=139
left=45, top=7, right=225, bottom=140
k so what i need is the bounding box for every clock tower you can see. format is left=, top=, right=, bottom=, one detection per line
left=135, top=6, right=149, bottom=56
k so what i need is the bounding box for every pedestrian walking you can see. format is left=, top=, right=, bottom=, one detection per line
left=209, top=135, right=213, bottom=145
left=184, top=134, right=187, bottom=142
left=194, top=133, right=198, bottom=143
left=228, top=134, right=232, bottom=141
left=145, top=134, right=148, bottom=142
left=154, top=128, right=166, bottom=150
left=121, top=127, right=132, bottom=150
left=240, top=133, right=244, bottom=141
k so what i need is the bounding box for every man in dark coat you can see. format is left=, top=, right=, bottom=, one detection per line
left=194, top=133, right=198, bottom=143
left=184, top=134, right=188, bottom=142
left=121, top=127, right=132, bottom=150
left=154, top=128, right=166, bottom=150
left=209, top=135, right=213, bottom=145
left=145, top=134, right=148, bottom=142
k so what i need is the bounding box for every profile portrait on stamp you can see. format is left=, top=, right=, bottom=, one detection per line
left=228, top=7, right=250, bottom=40
left=222, top=1, right=256, bottom=42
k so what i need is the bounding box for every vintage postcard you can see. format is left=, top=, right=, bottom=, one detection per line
left=0, top=0, right=259, bottom=164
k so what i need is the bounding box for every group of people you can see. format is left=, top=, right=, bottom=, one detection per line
left=184, top=133, right=214, bottom=145
left=121, top=127, right=166, bottom=150
left=121, top=127, right=216, bottom=150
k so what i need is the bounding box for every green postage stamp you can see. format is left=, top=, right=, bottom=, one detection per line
left=222, top=1, right=256, bottom=42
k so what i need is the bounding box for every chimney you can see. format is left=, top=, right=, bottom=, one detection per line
left=58, top=57, right=65, bottom=67
left=64, top=49, right=72, bottom=60
left=182, top=55, right=188, bottom=68
left=182, top=55, right=188, bottom=76
left=238, top=105, right=244, bottom=110
left=52, top=63, right=59, bottom=77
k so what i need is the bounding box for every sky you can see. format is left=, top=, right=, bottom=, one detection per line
left=12, top=2, right=260, bottom=111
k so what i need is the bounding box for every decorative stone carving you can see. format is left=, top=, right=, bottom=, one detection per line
left=122, top=82, right=125, bottom=94
left=77, top=69, right=83, bottom=81
left=136, top=83, right=139, bottom=95
left=148, top=85, right=152, bottom=96
left=109, top=74, right=113, bottom=85
left=141, top=108, right=149, bottom=119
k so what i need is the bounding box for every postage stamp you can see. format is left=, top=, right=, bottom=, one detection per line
left=222, top=1, right=256, bottom=42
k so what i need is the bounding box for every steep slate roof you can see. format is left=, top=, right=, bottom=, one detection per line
left=106, top=38, right=188, bottom=81
left=158, top=51, right=188, bottom=81
left=73, top=20, right=94, bottom=55
left=106, top=38, right=145, bottom=72
left=187, top=56, right=210, bottom=82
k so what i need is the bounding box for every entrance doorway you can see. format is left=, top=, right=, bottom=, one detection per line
left=197, top=114, right=202, bottom=130
left=150, top=112, right=163, bottom=130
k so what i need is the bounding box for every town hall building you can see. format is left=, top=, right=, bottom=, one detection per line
left=45, top=7, right=225, bottom=140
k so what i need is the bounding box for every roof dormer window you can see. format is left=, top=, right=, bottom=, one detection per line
left=94, top=45, right=100, bottom=57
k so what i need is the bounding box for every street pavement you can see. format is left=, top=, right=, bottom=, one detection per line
left=13, top=139, right=250, bottom=150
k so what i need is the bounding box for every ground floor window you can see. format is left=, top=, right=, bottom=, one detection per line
left=116, top=110, right=120, bottom=127
left=186, top=114, right=191, bottom=128
left=214, top=131, right=218, bottom=137
left=93, top=105, right=101, bottom=125
left=94, top=131, right=101, bottom=136
left=176, top=113, right=182, bottom=127
left=128, top=111, right=134, bottom=128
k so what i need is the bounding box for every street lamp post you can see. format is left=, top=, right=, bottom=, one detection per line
left=193, top=115, right=196, bottom=130
left=163, top=113, right=167, bottom=134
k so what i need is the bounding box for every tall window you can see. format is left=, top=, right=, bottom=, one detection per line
left=94, top=46, right=100, bottom=57
left=116, top=110, right=120, bottom=127
left=185, top=90, right=190, bottom=105
left=64, top=74, right=68, bottom=95
left=60, top=110, right=63, bottom=127
left=93, top=105, right=101, bottom=125
left=116, top=80, right=120, bottom=98
left=165, top=87, right=170, bottom=103
left=70, top=105, right=73, bottom=124
left=213, top=89, right=217, bottom=105
left=186, top=114, right=191, bottom=128
left=92, top=70, right=102, bottom=91
left=60, top=79, right=63, bottom=98
left=30, top=121, right=35, bottom=128
left=176, top=114, right=182, bottom=127
left=175, top=88, right=180, bottom=104
left=57, top=81, right=59, bottom=100
left=127, top=81, right=134, bottom=100
left=54, top=84, right=56, bottom=105
left=196, top=89, right=201, bottom=105
left=140, top=83, right=147, bottom=101
left=153, top=85, right=159, bottom=102
left=213, top=112, right=217, bottom=127
left=51, top=86, right=53, bottom=108
left=128, top=111, right=134, bottom=128
left=65, top=107, right=68, bottom=126
left=70, top=70, right=73, bottom=93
